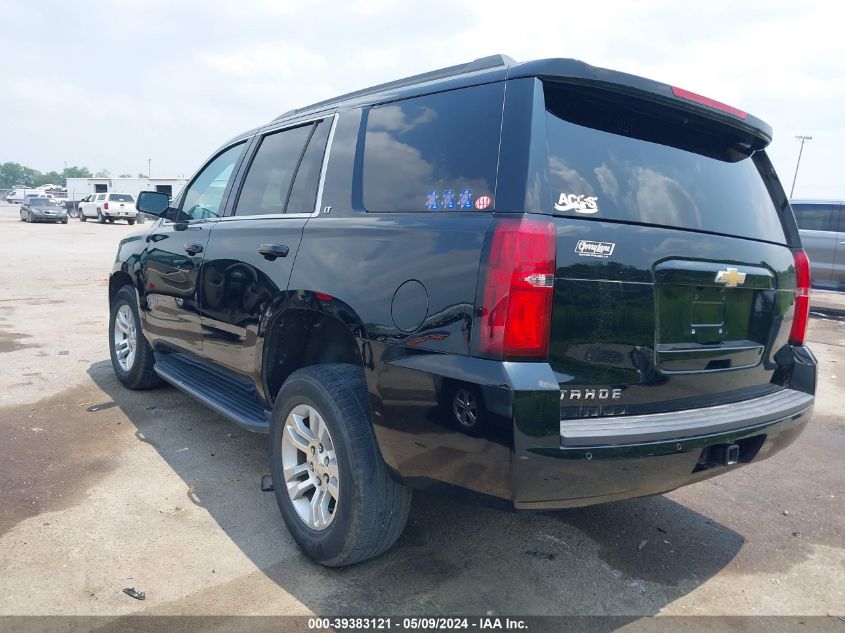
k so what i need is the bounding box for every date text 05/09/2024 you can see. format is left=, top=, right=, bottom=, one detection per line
left=307, top=617, right=529, bottom=630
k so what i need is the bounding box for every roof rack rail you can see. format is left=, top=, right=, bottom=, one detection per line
left=273, top=54, right=515, bottom=122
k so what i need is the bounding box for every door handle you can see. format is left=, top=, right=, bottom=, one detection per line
left=258, top=243, right=289, bottom=261
left=184, top=242, right=204, bottom=255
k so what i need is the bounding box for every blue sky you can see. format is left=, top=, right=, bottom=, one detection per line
left=1, top=0, right=842, bottom=198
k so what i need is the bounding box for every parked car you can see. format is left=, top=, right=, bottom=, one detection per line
left=790, top=200, right=844, bottom=290
left=110, top=55, right=816, bottom=567
left=79, top=192, right=137, bottom=224
left=19, top=196, right=67, bottom=223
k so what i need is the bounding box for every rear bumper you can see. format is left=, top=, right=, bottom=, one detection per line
left=510, top=346, right=816, bottom=509
left=375, top=344, right=816, bottom=510
left=513, top=397, right=812, bottom=509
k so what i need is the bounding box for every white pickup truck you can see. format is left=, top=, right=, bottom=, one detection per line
left=78, top=192, right=137, bottom=224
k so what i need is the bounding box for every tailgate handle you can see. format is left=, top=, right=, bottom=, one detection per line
left=258, top=243, right=289, bottom=261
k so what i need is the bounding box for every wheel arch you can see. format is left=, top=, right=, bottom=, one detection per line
left=260, top=302, right=365, bottom=409
left=109, top=264, right=146, bottom=312
left=108, top=270, right=135, bottom=303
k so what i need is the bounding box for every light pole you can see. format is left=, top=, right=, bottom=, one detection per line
left=789, top=135, right=812, bottom=199
left=148, top=158, right=152, bottom=180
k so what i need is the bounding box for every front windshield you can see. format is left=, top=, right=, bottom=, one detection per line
left=29, top=198, right=54, bottom=207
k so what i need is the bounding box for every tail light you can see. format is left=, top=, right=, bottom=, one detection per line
left=475, top=216, right=556, bottom=359
left=789, top=249, right=811, bottom=346
left=103, top=202, right=109, bottom=210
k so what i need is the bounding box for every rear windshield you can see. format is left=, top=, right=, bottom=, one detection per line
left=543, top=82, right=786, bottom=243
left=108, top=194, right=134, bottom=202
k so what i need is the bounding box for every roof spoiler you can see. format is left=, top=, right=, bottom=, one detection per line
left=508, top=59, right=772, bottom=148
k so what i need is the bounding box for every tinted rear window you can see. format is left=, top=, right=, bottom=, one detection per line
left=543, top=82, right=786, bottom=243
left=109, top=194, right=134, bottom=202
left=791, top=203, right=840, bottom=231
left=362, top=82, right=504, bottom=212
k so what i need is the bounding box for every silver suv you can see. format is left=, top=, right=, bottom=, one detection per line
left=791, top=200, right=844, bottom=290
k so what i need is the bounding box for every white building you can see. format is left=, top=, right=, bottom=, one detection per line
left=65, top=177, right=188, bottom=202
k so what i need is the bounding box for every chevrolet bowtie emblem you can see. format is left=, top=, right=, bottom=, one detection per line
left=714, top=267, right=747, bottom=287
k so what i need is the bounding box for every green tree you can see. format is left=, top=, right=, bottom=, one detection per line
left=94, top=169, right=111, bottom=178
left=34, top=171, right=63, bottom=187
left=63, top=165, right=92, bottom=179
left=1, top=162, right=99, bottom=189
left=0, top=162, right=39, bottom=189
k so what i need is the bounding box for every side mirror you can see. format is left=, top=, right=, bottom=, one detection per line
left=136, top=191, right=171, bottom=216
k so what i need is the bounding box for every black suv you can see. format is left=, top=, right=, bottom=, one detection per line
left=110, top=55, right=816, bottom=566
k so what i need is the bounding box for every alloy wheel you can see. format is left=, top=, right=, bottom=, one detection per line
left=280, top=404, right=339, bottom=531
left=453, top=388, right=479, bottom=428
left=113, top=304, right=137, bottom=371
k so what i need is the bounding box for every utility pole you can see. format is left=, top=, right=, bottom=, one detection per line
left=789, top=135, right=812, bottom=199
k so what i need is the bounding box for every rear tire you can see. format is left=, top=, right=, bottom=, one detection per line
left=127, top=219, right=135, bottom=225
left=97, top=210, right=105, bottom=224
left=269, top=364, right=411, bottom=567
left=109, top=285, right=163, bottom=390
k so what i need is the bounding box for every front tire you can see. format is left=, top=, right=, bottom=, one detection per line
left=270, top=364, right=411, bottom=567
left=79, top=209, right=87, bottom=221
left=109, top=285, right=163, bottom=390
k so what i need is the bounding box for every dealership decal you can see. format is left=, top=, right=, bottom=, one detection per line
left=425, top=191, right=439, bottom=210
left=474, top=195, right=493, bottom=210
left=555, top=192, right=599, bottom=214
left=575, top=240, right=615, bottom=258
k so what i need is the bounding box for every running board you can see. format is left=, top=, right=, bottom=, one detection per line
left=154, top=353, right=271, bottom=433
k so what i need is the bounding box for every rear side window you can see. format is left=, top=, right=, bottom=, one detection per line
left=542, top=82, right=786, bottom=243
left=362, top=82, right=504, bottom=213
left=236, top=119, right=330, bottom=216
left=791, top=203, right=839, bottom=231
left=286, top=120, right=331, bottom=213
